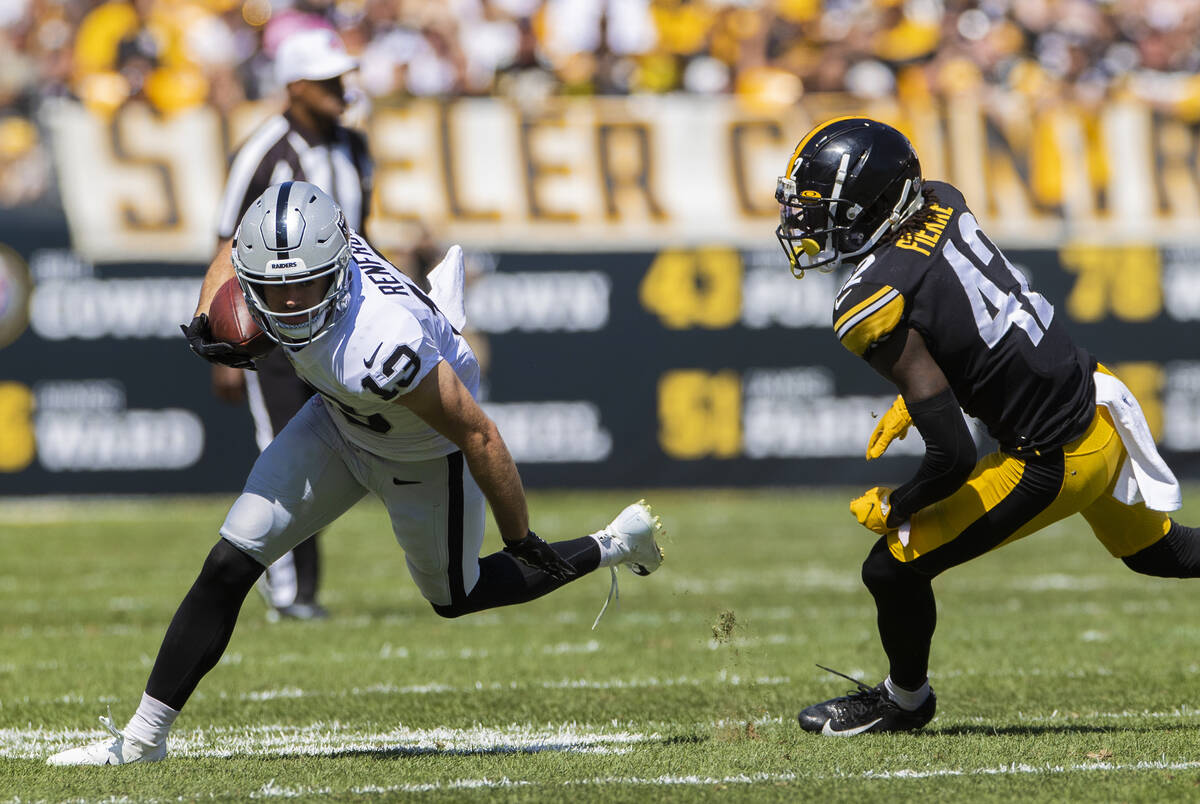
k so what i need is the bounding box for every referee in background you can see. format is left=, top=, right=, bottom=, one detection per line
left=206, top=27, right=372, bottom=621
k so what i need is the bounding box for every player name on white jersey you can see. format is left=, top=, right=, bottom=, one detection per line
left=282, top=233, right=480, bottom=463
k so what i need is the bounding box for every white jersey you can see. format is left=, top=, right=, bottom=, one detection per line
left=283, top=232, right=479, bottom=461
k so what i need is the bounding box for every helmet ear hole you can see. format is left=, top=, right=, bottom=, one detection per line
left=838, top=230, right=867, bottom=252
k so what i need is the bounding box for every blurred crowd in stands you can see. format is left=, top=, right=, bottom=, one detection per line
left=2, top=0, right=1200, bottom=206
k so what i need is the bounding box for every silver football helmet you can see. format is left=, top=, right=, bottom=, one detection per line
left=231, top=181, right=352, bottom=345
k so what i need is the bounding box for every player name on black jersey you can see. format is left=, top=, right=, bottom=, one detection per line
left=895, top=203, right=954, bottom=256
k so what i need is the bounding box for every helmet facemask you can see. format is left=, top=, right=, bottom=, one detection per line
left=775, top=152, right=860, bottom=277
left=233, top=243, right=351, bottom=346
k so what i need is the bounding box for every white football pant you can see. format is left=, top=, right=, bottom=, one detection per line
left=219, top=395, right=487, bottom=606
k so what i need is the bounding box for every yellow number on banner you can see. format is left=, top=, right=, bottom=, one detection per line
left=657, top=370, right=741, bottom=459
left=1061, top=244, right=1161, bottom=322
left=0, top=382, right=35, bottom=472
left=639, top=248, right=742, bottom=329
left=1111, top=362, right=1165, bottom=440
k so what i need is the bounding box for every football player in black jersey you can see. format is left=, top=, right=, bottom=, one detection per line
left=777, top=116, right=1200, bottom=736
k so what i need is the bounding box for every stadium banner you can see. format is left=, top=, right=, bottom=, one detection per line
left=5, top=209, right=1200, bottom=493
left=8, top=94, right=1200, bottom=493
left=36, top=95, right=1200, bottom=260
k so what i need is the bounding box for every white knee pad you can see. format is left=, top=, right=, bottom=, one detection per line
left=219, top=493, right=284, bottom=566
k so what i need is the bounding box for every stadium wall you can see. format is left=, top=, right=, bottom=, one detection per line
left=4, top=96, right=1200, bottom=493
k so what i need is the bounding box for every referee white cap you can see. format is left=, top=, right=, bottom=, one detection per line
left=275, top=28, right=357, bottom=85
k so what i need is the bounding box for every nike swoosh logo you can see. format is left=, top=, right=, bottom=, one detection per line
left=364, top=343, right=383, bottom=369
left=392, top=478, right=420, bottom=485
left=821, top=717, right=882, bottom=737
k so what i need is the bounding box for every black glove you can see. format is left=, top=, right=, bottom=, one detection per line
left=503, top=531, right=577, bottom=581
left=181, top=314, right=257, bottom=370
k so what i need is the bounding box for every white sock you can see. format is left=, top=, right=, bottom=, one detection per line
left=123, top=692, right=179, bottom=747
left=589, top=529, right=624, bottom=568
left=884, top=676, right=930, bottom=711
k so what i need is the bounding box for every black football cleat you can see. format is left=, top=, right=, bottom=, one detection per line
left=798, top=665, right=936, bottom=736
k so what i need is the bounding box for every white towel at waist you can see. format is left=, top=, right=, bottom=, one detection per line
left=1094, top=370, right=1181, bottom=512
left=425, top=244, right=467, bottom=332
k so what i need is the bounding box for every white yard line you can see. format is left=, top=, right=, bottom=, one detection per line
left=12, top=671, right=1200, bottom=710
left=0, top=497, right=224, bottom=525
left=236, top=672, right=792, bottom=700
left=4, top=673, right=796, bottom=709
left=11, top=709, right=1200, bottom=763
left=582, top=761, right=1200, bottom=784
left=1015, top=705, right=1200, bottom=721
left=17, top=761, right=1200, bottom=803
left=220, top=760, right=1200, bottom=795
left=0, top=722, right=660, bottom=761
left=852, top=760, right=1200, bottom=780
left=9, top=719, right=1200, bottom=804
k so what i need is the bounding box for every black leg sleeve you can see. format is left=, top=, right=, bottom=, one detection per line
left=861, top=537, right=937, bottom=690
left=145, top=539, right=263, bottom=710
left=1123, top=521, right=1200, bottom=578
left=292, top=532, right=321, bottom=605
left=432, top=536, right=600, bottom=618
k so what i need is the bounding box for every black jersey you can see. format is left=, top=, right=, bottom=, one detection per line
left=832, top=181, right=1095, bottom=455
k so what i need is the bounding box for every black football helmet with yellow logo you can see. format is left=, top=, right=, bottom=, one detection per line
left=776, top=116, right=924, bottom=277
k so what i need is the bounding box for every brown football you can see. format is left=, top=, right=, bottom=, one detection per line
left=208, top=277, right=275, bottom=358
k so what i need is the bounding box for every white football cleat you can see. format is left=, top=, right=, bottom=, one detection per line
left=595, top=499, right=665, bottom=576
left=589, top=500, right=665, bottom=629
left=46, top=715, right=166, bottom=766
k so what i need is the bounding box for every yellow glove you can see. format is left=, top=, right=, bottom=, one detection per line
left=850, top=486, right=896, bottom=535
left=866, top=395, right=912, bottom=460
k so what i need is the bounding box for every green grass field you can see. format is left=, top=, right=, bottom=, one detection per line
left=4, top=488, right=1200, bottom=802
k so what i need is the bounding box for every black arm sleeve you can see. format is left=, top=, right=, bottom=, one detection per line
left=887, top=387, right=977, bottom=523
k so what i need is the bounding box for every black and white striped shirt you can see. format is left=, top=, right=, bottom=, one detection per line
left=216, top=111, right=373, bottom=239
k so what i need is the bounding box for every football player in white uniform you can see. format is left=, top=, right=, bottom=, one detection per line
left=48, top=181, right=665, bottom=765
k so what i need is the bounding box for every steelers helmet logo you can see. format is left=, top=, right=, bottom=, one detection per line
left=0, top=244, right=31, bottom=350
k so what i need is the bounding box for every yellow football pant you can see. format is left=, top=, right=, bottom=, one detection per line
left=890, top=405, right=1171, bottom=569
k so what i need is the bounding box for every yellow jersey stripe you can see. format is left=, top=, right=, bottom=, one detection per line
left=834, top=286, right=895, bottom=333
left=835, top=288, right=905, bottom=356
